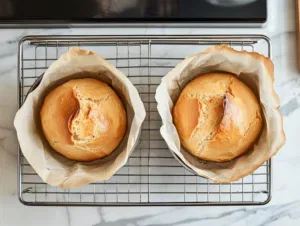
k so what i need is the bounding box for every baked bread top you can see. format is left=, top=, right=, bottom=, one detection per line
left=173, top=72, right=263, bottom=162
left=40, top=78, right=127, bottom=162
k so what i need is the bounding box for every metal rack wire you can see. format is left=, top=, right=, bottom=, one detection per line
left=18, top=35, right=271, bottom=206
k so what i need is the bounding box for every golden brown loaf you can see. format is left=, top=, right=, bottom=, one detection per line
left=40, top=78, right=127, bottom=162
left=173, top=73, right=263, bottom=162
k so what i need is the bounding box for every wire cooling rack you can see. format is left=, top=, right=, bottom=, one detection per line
left=18, top=35, right=271, bottom=206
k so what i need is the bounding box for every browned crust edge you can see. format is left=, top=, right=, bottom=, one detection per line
left=181, top=45, right=286, bottom=183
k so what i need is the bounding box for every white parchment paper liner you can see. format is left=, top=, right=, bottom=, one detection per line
left=156, top=45, right=285, bottom=183
left=14, top=47, right=146, bottom=188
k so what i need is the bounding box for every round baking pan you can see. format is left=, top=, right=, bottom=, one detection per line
left=25, top=74, right=141, bottom=163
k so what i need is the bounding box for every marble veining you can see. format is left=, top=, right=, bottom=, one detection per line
left=86, top=201, right=300, bottom=226
left=280, top=98, right=300, bottom=116
left=1, top=0, right=300, bottom=225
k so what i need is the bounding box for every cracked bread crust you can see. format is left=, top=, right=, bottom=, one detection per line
left=173, top=73, right=262, bottom=162
left=40, top=78, right=127, bottom=162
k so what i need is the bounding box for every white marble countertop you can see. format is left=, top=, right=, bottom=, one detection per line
left=1, top=0, right=300, bottom=225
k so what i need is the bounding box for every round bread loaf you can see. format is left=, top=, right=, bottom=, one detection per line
left=40, top=78, right=127, bottom=162
left=173, top=73, right=263, bottom=162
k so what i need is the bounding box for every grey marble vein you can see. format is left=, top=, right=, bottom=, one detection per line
left=97, top=207, right=105, bottom=224
left=280, top=98, right=300, bottom=116
left=94, top=207, right=179, bottom=226
left=0, top=65, right=16, bottom=77
left=0, top=124, right=13, bottom=132
left=0, top=126, right=11, bottom=151
left=281, top=77, right=300, bottom=87
left=0, top=137, right=6, bottom=150
left=65, top=207, right=71, bottom=226
left=4, top=31, right=31, bottom=45
left=91, top=201, right=300, bottom=226
left=0, top=45, right=17, bottom=59
left=142, top=209, right=250, bottom=226
left=256, top=201, right=300, bottom=226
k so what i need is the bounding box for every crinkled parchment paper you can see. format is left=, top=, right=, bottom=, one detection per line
left=156, top=45, right=285, bottom=183
left=14, top=47, right=146, bottom=188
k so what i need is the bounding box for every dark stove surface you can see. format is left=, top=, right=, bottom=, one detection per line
left=0, top=0, right=267, bottom=24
